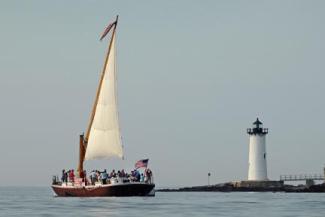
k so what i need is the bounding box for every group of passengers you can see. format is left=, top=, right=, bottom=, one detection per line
left=61, top=168, right=152, bottom=186
left=61, top=169, right=76, bottom=184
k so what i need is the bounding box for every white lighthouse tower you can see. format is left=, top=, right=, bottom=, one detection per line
left=247, top=118, right=268, bottom=181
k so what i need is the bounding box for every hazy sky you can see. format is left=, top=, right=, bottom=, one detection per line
left=1, top=0, right=325, bottom=187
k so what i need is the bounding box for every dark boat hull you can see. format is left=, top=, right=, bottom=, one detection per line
left=52, top=183, right=155, bottom=197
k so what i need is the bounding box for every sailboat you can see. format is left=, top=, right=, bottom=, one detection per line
left=51, top=16, right=155, bottom=197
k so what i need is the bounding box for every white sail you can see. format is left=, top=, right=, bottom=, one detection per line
left=85, top=33, right=124, bottom=160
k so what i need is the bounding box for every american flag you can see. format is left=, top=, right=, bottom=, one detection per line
left=135, top=159, right=149, bottom=169
left=100, top=20, right=117, bottom=41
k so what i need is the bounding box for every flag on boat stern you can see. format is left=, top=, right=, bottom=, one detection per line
left=135, top=159, right=149, bottom=169
left=100, top=20, right=117, bottom=41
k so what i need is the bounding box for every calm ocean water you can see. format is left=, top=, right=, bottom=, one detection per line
left=1, top=187, right=325, bottom=217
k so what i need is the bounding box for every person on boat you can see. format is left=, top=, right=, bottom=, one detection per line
left=69, top=169, right=75, bottom=184
left=132, top=170, right=140, bottom=182
left=121, top=169, right=126, bottom=177
left=144, top=168, right=152, bottom=183
left=90, top=170, right=97, bottom=185
left=140, top=173, right=144, bottom=182
left=110, top=169, right=116, bottom=178
left=80, top=170, right=85, bottom=180
left=96, top=170, right=100, bottom=180
left=100, top=169, right=108, bottom=184
left=83, top=170, right=88, bottom=185
left=61, top=169, right=65, bottom=183
left=123, top=172, right=130, bottom=183
left=129, top=170, right=135, bottom=182
left=61, top=170, right=68, bottom=184
left=131, top=170, right=137, bottom=182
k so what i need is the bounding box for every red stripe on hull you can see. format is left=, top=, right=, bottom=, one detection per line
left=52, top=183, right=155, bottom=197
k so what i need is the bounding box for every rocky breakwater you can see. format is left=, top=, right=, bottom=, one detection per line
left=157, top=181, right=325, bottom=193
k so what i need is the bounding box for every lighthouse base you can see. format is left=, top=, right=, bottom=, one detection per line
left=231, top=180, right=284, bottom=191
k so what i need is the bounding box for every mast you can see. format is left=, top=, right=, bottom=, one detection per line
left=78, top=16, right=119, bottom=176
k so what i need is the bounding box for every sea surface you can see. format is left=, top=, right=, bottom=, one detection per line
left=1, top=187, right=325, bottom=216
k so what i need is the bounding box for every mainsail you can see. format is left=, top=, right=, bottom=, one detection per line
left=84, top=23, right=123, bottom=160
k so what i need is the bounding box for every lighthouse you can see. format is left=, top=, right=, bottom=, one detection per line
left=247, top=118, right=268, bottom=181
left=232, top=118, right=282, bottom=189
